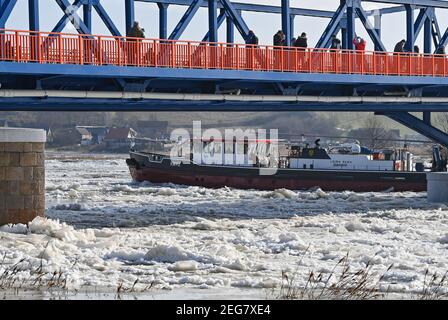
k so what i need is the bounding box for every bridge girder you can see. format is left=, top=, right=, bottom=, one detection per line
left=0, top=0, right=447, bottom=52
left=1, top=1, right=448, bottom=147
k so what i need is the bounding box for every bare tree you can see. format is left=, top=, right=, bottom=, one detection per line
left=359, top=116, right=396, bottom=149
left=435, top=113, right=448, bottom=133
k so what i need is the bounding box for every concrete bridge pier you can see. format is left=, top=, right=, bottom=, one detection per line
left=427, top=172, right=448, bottom=203
left=0, top=128, right=46, bottom=226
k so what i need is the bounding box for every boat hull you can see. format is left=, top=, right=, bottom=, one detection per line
left=127, top=152, right=427, bottom=192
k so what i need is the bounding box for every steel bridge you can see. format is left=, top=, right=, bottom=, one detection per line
left=1, top=0, right=448, bottom=146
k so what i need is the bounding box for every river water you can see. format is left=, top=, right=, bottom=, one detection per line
left=0, top=152, right=447, bottom=299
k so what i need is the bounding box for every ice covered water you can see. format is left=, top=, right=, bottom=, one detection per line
left=0, top=153, right=447, bottom=299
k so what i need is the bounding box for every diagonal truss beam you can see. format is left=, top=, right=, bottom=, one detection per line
left=437, top=28, right=448, bottom=52
left=432, top=13, right=442, bottom=47
left=54, top=0, right=91, bottom=34
left=315, top=1, right=347, bottom=48
left=219, top=0, right=249, bottom=40
left=94, top=2, right=122, bottom=36
left=202, top=9, right=226, bottom=42
left=0, top=0, right=17, bottom=27
left=169, top=0, right=204, bottom=40
left=355, top=4, right=387, bottom=51
left=381, top=112, right=448, bottom=148
left=52, top=0, right=84, bottom=33
left=413, top=7, right=429, bottom=39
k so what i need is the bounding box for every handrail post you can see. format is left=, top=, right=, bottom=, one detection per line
left=236, top=44, right=240, bottom=70
left=37, top=32, right=42, bottom=63
left=294, top=48, right=298, bottom=72
left=386, top=53, right=389, bottom=75
left=420, top=54, right=423, bottom=76
left=432, top=54, right=435, bottom=76
left=188, top=42, right=192, bottom=68
left=117, top=37, right=122, bottom=66
left=220, top=43, right=224, bottom=70
left=252, top=45, right=255, bottom=70
left=58, top=33, right=62, bottom=64
left=98, top=36, right=103, bottom=65
left=444, top=55, right=446, bottom=77
left=266, top=47, right=270, bottom=71
left=15, top=31, right=19, bottom=62
left=78, top=35, right=83, bottom=65
left=154, top=40, right=159, bottom=67
left=205, top=43, right=208, bottom=69
left=349, top=51, right=352, bottom=74
left=280, top=47, right=284, bottom=72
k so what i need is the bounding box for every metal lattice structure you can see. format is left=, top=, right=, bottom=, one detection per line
left=2, top=0, right=448, bottom=145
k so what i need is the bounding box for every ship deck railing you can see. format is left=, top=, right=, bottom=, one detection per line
left=1, top=28, right=448, bottom=78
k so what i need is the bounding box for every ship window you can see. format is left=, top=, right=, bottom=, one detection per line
left=236, top=141, right=244, bottom=155
left=225, top=141, right=233, bottom=154
left=244, top=139, right=249, bottom=155
left=214, top=142, right=222, bottom=154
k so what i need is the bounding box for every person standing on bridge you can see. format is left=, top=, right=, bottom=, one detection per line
left=330, top=35, right=342, bottom=50
left=353, top=36, right=366, bottom=73
left=293, top=32, right=308, bottom=70
left=273, top=30, right=285, bottom=47
left=126, top=21, right=146, bottom=66
left=273, top=30, right=285, bottom=70
left=394, top=39, right=406, bottom=53
left=330, top=35, right=342, bottom=72
left=245, top=31, right=259, bottom=70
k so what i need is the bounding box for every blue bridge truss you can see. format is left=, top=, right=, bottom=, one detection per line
left=1, top=0, right=448, bottom=146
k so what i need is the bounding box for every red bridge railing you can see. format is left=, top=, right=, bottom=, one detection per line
left=1, top=29, right=447, bottom=77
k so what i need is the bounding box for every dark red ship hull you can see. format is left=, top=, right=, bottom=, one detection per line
left=127, top=152, right=427, bottom=192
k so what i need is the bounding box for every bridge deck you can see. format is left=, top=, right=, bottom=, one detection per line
left=1, top=29, right=447, bottom=78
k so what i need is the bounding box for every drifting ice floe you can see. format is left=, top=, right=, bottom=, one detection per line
left=0, top=155, right=447, bottom=298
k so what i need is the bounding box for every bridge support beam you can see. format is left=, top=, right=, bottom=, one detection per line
left=423, top=111, right=431, bottom=125
left=0, top=0, right=17, bottom=28
left=208, top=0, right=218, bottom=43
left=158, top=3, right=168, bottom=39
left=203, top=8, right=225, bottom=42
left=316, top=0, right=346, bottom=48
left=83, top=2, right=92, bottom=31
left=374, top=14, right=382, bottom=52
left=281, top=0, right=291, bottom=46
left=405, top=4, right=415, bottom=52
left=424, top=14, right=432, bottom=53
left=346, top=2, right=355, bottom=50
left=226, top=14, right=234, bottom=43
left=125, top=0, right=135, bottom=36
left=380, top=111, right=448, bottom=148
left=28, top=0, right=39, bottom=31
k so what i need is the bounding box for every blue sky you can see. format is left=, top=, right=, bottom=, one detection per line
left=5, top=0, right=448, bottom=51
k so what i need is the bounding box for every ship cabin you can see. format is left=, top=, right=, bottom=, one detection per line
left=170, top=137, right=418, bottom=172
left=171, top=137, right=279, bottom=167
left=287, top=142, right=416, bottom=172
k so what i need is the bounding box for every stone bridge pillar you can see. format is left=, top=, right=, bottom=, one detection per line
left=0, top=128, right=46, bottom=226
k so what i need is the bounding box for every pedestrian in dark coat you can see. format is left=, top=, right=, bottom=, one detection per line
left=293, top=32, right=308, bottom=49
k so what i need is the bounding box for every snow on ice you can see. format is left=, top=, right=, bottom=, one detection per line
left=0, top=154, right=447, bottom=298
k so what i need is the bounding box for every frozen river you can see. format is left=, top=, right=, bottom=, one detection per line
left=0, top=152, right=447, bottom=299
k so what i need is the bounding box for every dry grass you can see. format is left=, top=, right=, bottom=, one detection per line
left=269, top=253, right=390, bottom=300
left=0, top=255, right=68, bottom=294
left=114, top=278, right=157, bottom=300
left=269, top=253, right=448, bottom=300
left=419, top=269, right=448, bottom=300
